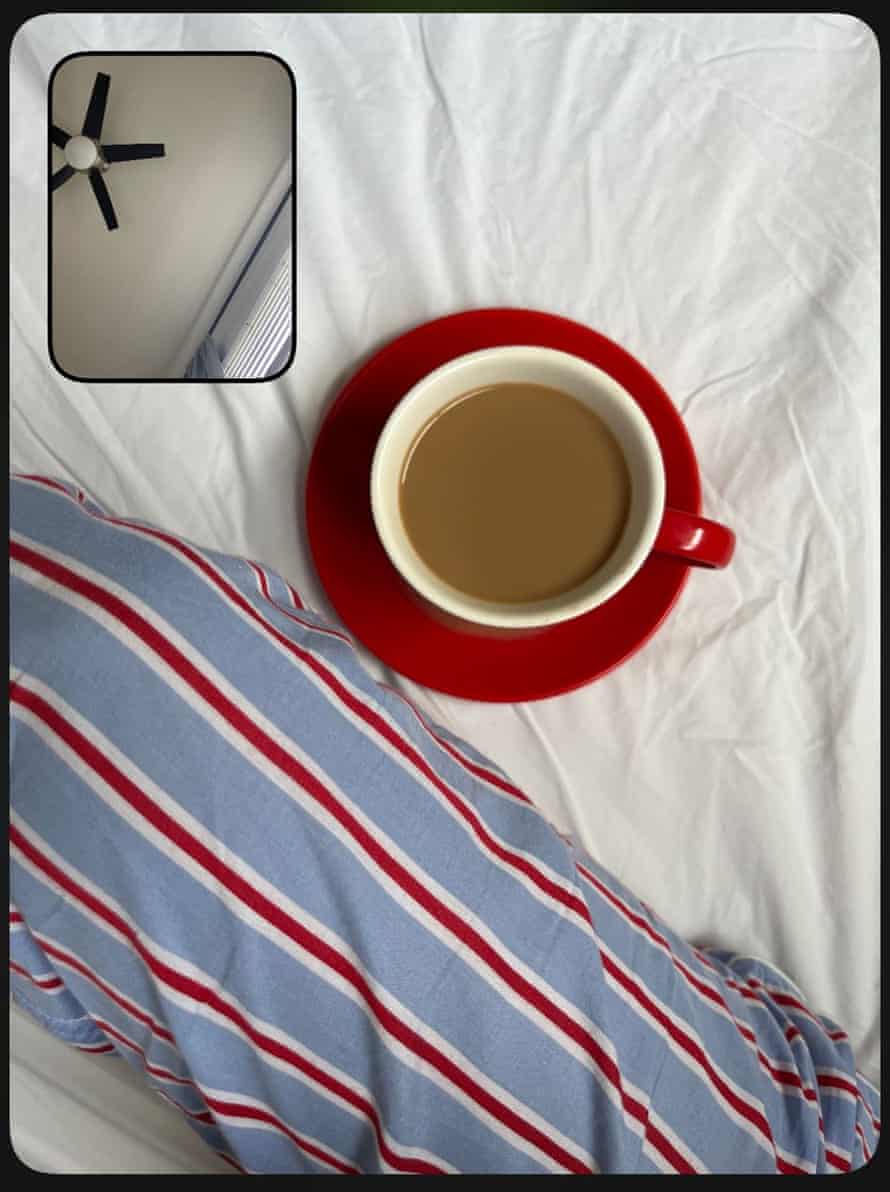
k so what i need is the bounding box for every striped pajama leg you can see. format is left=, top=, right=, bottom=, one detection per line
left=9, top=474, right=879, bottom=1174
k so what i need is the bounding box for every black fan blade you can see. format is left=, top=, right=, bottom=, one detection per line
left=51, top=124, right=71, bottom=150
left=102, top=143, right=165, bottom=163
left=81, top=72, right=111, bottom=140
left=89, top=169, right=119, bottom=231
left=51, top=164, right=75, bottom=191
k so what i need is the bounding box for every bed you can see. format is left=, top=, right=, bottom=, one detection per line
left=10, top=12, right=879, bottom=1172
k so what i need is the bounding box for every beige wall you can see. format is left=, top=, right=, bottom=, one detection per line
left=50, top=53, right=292, bottom=379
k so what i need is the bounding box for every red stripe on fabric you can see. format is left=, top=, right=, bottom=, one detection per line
left=37, top=934, right=178, bottom=1046
left=677, top=962, right=756, bottom=1044
left=578, top=864, right=690, bottom=967
left=218, top=1151, right=248, bottom=1174
left=814, top=1070, right=880, bottom=1135
left=774, top=1157, right=809, bottom=1175
left=816, top=1073, right=861, bottom=1098
left=77, top=1042, right=115, bottom=1053
left=92, top=1017, right=194, bottom=1088
left=378, top=682, right=532, bottom=806
left=576, top=864, right=824, bottom=1121
left=430, top=736, right=533, bottom=805
left=9, top=960, right=63, bottom=990
left=599, top=952, right=781, bottom=1164
left=388, top=749, right=589, bottom=922
left=727, top=974, right=835, bottom=1044
left=9, top=820, right=587, bottom=1174
left=205, top=1096, right=359, bottom=1174
left=693, top=948, right=721, bottom=974
left=156, top=1087, right=215, bottom=1125
left=247, top=562, right=271, bottom=601
left=271, top=598, right=352, bottom=645
left=35, top=924, right=443, bottom=1168
left=772, top=1001, right=847, bottom=1044
left=579, top=877, right=829, bottom=1172
left=786, top=1028, right=880, bottom=1136
left=13, top=474, right=72, bottom=496
left=826, top=1146, right=851, bottom=1172
left=240, top=550, right=345, bottom=645
left=578, top=865, right=739, bottom=1018
left=739, top=977, right=848, bottom=1043
left=616, top=1098, right=696, bottom=1172
left=689, top=948, right=847, bottom=1117
left=855, top=1123, right=871, bottom=1163
left=727, top=981, right=766, bottom=1008
left=87, top=1007, right=349, bottom=1172
left=9, top=912, right=24, bottom=924
left=810, top=1072, right=881, bottom=1134
left=10, top=544, right=623, bottom=1169
left=577, top=867, right=738, bottom=1026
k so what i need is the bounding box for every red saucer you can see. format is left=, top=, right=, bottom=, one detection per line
left=305, top=308, right=701, bottom=702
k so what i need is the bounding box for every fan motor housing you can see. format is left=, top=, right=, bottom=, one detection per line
left=65, top=135, right=105, bottom=172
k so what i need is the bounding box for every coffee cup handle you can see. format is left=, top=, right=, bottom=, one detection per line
left=653, top=508, right=736, bottom=569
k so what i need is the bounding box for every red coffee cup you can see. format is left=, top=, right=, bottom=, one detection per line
left=371, top=346, right=734, bottom=632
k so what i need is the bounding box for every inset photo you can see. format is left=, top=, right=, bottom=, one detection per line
left=49, top=52, right=294, bottom=381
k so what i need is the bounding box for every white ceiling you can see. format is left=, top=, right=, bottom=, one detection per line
left=50, top=53, right=292, bottom=379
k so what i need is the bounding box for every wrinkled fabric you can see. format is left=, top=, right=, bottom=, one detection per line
left=9, top=475, right=880, bottom=1173
left=10, top=15, right=879, bottom=1154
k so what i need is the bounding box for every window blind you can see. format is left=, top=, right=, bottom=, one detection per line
left=222, top=251, right=292, bottom=379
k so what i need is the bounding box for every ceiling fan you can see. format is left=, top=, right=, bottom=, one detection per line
left=51, top=71, right=165, bottom=231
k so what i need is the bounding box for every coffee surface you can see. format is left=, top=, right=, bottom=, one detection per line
left=399, top=383, right=631, bottom=603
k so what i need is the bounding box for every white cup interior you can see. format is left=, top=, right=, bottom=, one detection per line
left=371, top=346, right=665, bottom=628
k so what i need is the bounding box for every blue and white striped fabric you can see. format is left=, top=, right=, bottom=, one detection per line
left=9, top=474, right=880, bottom=1174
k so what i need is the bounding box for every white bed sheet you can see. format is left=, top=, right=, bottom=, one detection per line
left=10, top=12, right=880, bottom=1173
